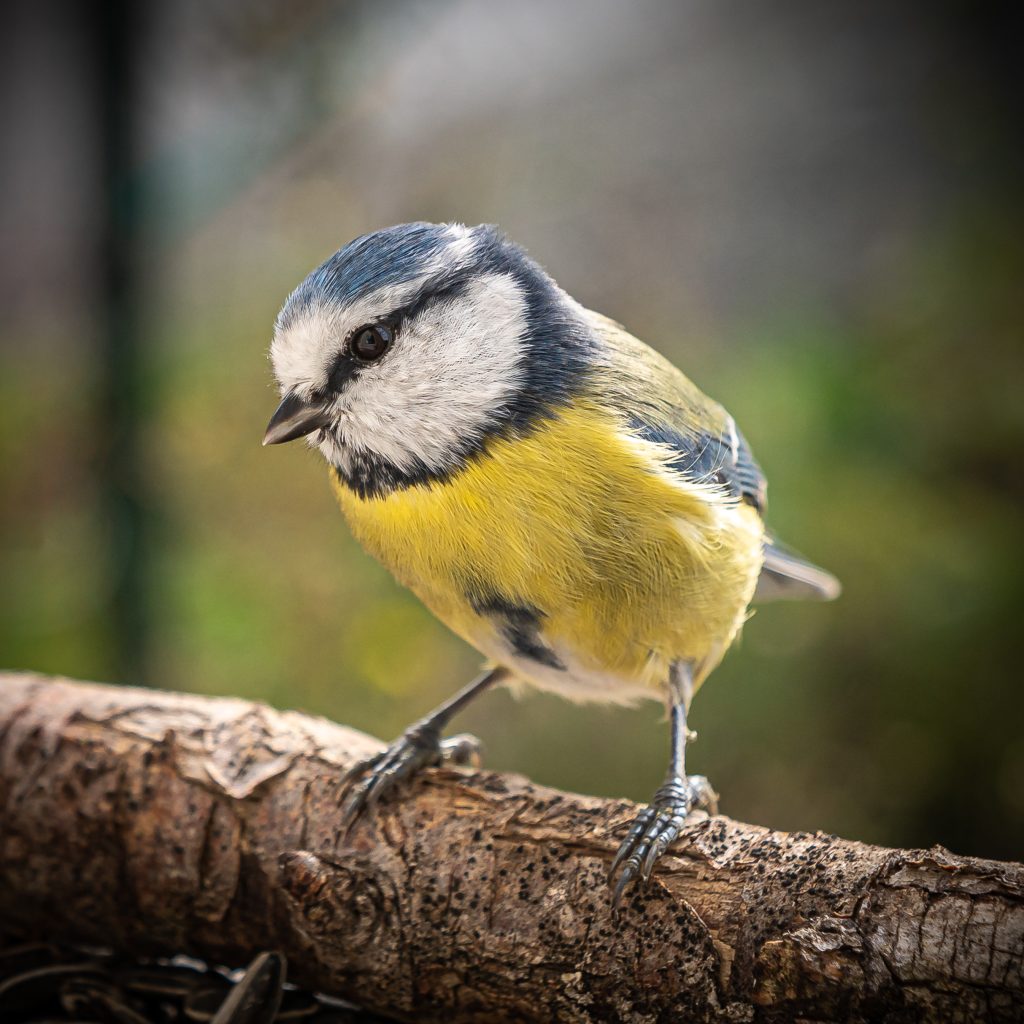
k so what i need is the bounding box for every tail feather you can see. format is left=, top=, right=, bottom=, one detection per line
left=755, top=540, right=841, bottom=603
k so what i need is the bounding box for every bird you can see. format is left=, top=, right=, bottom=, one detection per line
left=263, top=222, right=840, bottom=906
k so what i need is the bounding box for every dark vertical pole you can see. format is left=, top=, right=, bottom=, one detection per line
left=90, top=0, right=151, bottom=684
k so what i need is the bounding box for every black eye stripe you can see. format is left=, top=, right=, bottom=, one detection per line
left=326, top=356, right=360, bottom=393
left=326, top=280, right=469, bottom=392
left=364, top=276, right=470, bottom=331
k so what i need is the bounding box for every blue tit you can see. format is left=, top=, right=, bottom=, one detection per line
left=263, top=222, right=839, bottom=904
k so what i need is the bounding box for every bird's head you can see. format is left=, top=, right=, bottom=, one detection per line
left=265, top=222, right=593, bottom=497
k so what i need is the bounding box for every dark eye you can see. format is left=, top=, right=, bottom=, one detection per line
left=350, top=324, right=393, bottom=362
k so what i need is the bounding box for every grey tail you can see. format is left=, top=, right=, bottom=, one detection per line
left=754, top=540, right=841, bottom=603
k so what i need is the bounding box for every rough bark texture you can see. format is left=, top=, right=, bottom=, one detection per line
left=0, top=672, right=1021, bottom=1023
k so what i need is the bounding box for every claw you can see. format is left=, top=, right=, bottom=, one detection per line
left=339, top=774, right=375, bottom=833
left=611, top=861, right=638, bottom=911
left=608, top=807, right=655, bottom=880
left=609, top=775, right=714, bottom=906
left=363, top=748, right=420, bottom=810
left=341, top=751, right=380, bottom=787
left=338, top=726, right=485, bottom=838
left=360, top=767, right=394, bottom=814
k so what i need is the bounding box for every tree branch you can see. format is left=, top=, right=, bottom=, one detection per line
left=0, top=671, right=1021, bottom=1022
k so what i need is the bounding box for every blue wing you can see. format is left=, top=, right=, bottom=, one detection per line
left=586, top=310, right=838, bottom=602
left=627, top=416, right=767, bottom=514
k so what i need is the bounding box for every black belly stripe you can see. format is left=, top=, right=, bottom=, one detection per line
left=468, top=593, right=566, bottom=671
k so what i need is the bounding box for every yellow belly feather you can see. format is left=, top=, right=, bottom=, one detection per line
left=332, top=401, right=764, bottom=700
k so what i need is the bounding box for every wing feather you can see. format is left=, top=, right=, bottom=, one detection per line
left=585, top=310, right=767, bottom=512
left=584, top=309, right=838, bottom=603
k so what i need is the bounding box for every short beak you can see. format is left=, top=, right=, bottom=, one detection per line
left=262, top=392, right=331, bottom=446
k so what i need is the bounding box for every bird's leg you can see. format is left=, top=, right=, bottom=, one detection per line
left=339, top=665, right=509, bottom=833
left=609, top=662, right=718, bottom=908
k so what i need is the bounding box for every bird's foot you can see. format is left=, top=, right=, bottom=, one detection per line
left=339, top=726, right=481, bottom=834
left=609, top=775, right=718, bottom=909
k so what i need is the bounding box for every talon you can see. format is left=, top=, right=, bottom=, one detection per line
left=340, top=752, right=379, bottom=787
left=609, top=775, right=715, bottom=902
left=611, top=863, right=636, bottom=911
left=608, top=807, right=655, bottom=880
left=339, top=778, right=373, bottom=834
left=338, top=726, right=485, bottom=837
left=361, top=765, right=397, bottom=813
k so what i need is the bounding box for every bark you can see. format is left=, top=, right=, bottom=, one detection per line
left=0, top=672, right=1021, bottom=1023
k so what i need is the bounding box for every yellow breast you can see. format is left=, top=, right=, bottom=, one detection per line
left=332, top=401, right=764, bottom=699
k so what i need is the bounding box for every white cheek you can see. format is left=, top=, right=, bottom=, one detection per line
left=339, top=272, right=528, bottom=473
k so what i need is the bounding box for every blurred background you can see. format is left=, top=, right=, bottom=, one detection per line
left=2, top=1, right=1022, bottom=859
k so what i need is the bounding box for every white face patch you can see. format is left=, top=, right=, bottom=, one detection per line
left=269, top=275, right=427, bottom=401
left=270, top=271, right=529, bottom=479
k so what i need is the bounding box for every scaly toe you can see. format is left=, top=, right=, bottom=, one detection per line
left=339, top=727, right=443, bottom=835
left=640, top=810, right=686, bottom=884
left=688, top=774, right=719, bottom=816
left=610, top=806, right=683, bottom=910
left=439, top=732, right=483, bottom=768
left=609, top=806, right=657, bottom=880
left=610, top=807, right=686, bottom=908
left=609, top=775, right=715, bottom=906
